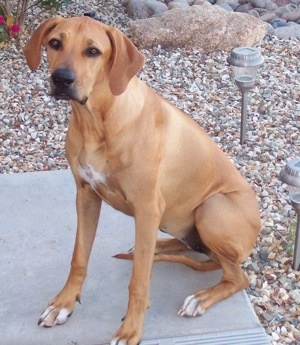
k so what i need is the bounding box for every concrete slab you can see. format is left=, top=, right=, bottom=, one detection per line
left=0, top=170, right=270, bottom=345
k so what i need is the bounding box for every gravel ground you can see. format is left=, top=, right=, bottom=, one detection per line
left=0, top=1, right=300, bottom=344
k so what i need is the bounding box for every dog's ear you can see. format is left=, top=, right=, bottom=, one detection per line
left=23, top=16, right=64, bottom=70
left=106, top=27, right=145, bottom=96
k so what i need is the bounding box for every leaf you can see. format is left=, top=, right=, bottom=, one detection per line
left=6, top=15, right=14, bottom=26
left=0, top=41, right=9, bottom=49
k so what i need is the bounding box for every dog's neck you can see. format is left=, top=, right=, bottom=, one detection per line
left=69, top=99, right=106, bottom=145
left=72, top=76, right=144, bottom=122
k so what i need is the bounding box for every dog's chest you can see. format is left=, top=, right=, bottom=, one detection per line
left=79, top=164, right=107, bottom=189
left=78, top=163, right=132, bottom=214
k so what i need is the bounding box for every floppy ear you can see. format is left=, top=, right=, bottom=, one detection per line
left=106, top=27, right=145, bottom=96
left=23, top=16, right=64, bottom=70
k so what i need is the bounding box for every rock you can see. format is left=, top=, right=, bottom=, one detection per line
left=253, top=7, right=268, bottom=15
left=259, top=251, right=268, bottom=261
left=295, top=331, right=300, bottom=342
left=249, top=262, right=261, bottom=272
left=263, top=312, right=275, bottom=322
left=272, top=17, right=289, bottom=27
left=235, top=3, right=254, bottom=12
left=265, top=0, right=278, bottom=11
left=165, top=0, right=195, bottom=3
left=275, top=3, right=299, bottom=16
left=250, top=0, right=266, bottom=9
left=281, top=11, right=300, bottom=22
left=248, top=9, right=260, bottom=17
left=124, top=0, right=300, bottom=40
left=216, top=0, right=240, bottom=10
left=47, top=158, right=56, bottom=168
left=273, top=23, right=300, bottom=37
left=260, top=11, right=277, bottom=22
left=126, top=0, right=168, bottom=19
left=168, top=0, right=190, bottom=9
left=216, top=2, right=234, bottom=11
left=273, top=0, right=295, bottom=6
left=129, top=3, right=267, bottom=51
left=289, top=289, right=300, bottom=304
left=272, top=332, right=280, bottom=341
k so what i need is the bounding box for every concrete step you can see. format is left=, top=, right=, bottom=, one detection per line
left=0, top=170, right=270, bottom=345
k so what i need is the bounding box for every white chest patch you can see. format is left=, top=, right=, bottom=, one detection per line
left=79, top=164, right=107, bottom=189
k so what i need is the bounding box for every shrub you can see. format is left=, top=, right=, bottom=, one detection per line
left=0, top=0, right=70, bottom=42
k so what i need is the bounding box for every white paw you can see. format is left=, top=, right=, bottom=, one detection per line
left=178, top=294, right=205, bottom=317
left=111, top=338, right=128, bottom=345
left=38, top=306, right=71, bottom=327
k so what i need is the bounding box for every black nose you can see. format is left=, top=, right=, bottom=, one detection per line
left=51, top=68, right=75, bottom=88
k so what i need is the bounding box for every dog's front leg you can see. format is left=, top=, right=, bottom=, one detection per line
left=112, top=198, right=164, bottom=345
left=38, top=184, right=102, bottom=327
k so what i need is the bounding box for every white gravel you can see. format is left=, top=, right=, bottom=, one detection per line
left=0, top=1, right=300, bottom=344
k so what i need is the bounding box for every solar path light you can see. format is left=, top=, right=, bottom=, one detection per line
left=227, top=47, right=264, bottom=145
left=279, top=158, right=300, bottom=271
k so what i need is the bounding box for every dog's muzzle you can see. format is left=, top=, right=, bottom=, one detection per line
left=50, top=68, right=87, bottom=105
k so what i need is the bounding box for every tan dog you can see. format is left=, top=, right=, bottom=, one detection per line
left=23, top=16, right=261, bottom=345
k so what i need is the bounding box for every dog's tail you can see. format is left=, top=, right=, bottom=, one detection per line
left=113, top=253, right=220, bottom=271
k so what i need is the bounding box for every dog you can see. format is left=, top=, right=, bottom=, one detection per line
left=23, top=16, right=261, bottom=345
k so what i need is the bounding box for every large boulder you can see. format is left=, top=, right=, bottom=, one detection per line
left=129, top=1, right=268, bottom=52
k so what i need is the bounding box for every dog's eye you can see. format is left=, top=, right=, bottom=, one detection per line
left=49, top=39, right=61, bottom=50
left=86, top=47, right=101, bottom=57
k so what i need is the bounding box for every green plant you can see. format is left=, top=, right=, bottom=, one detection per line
left=0, top=13, right=20, bottom=43
left=38, top=0, right=70, bottom=11
left=0, top=23, right=8, bottom=41
left=0, top=0, right=71, bottom=42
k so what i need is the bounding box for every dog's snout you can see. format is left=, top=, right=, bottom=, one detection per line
left=51, top=68, right=75, bottom=88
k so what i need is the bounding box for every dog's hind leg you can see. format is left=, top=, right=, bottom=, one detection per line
left=178, top=192, right=260, bottom=317
left=153, top=238, right=220, bottom=271
left=154, top=238, right=190, bottom=253
left=115, top=237, right=189, bottom=258
left=114, top=238, right=220, bottom=271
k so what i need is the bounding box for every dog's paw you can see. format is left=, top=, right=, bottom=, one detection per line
left=110, top=338, right=129, bottom=345
left=110, top=334, right=141, bottom=345
left=38, top=306, right=71, bottom=327
left=110, top=315, right=143, bottom=345
left=178, top=294, right=206, bottom=317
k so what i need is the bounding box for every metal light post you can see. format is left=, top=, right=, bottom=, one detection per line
left=227, top=47, right=264, bottom=145
left=279, top=158, right=300, bottom=271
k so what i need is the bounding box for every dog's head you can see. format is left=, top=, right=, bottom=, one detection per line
left=23, top=16, right=145, bottom=104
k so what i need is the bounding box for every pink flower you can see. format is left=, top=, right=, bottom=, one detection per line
left=0, top=16, right=5, bottom=25
left=10, top=24, right=20, bottom=33
left=8, top=24, right=21, bottom=38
